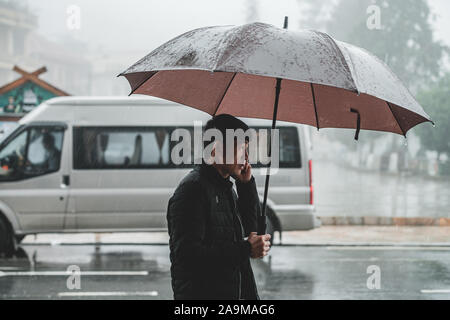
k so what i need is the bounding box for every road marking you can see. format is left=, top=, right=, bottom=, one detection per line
left=57, top=291, right=158, bottom=297
left=421, top=289, right=450, bottom=294
left=327, top=246, right=450, bottom=251
left=0, top=271, right=148, bottom=277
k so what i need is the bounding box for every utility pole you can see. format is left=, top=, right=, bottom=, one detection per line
left=246, top=0, right=259, bottom=23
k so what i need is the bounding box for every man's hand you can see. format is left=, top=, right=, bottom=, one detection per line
left=234, top=161, right=252, bottom=183
left=248, top=232, right=271, bottom=259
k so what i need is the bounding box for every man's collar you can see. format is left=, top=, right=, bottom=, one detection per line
left=199, top=163, right=233, bottom=189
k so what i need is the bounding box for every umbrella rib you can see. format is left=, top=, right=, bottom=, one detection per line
left=213, top=72, right=237, bottom=116
left=128, top=72, right=157, bottom=96
left=310, top=83, right=320, bottom=130
left=386, top=101, right=406, bottom=138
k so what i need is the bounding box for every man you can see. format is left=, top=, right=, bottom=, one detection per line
left=167, top=114, right=271, bottom=300
left=42, top=133, right=60, bottom=171
left=3, top=96, right=16, bottom=113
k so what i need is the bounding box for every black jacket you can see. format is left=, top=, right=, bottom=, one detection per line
left=167, top=163, right=260, bottom=300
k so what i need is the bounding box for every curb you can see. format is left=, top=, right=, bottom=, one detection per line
left=276, top=243, right=450, bottom=248
left=20, top=242, right=450, bottom=248
left=318, top=217, right=450, bottom=227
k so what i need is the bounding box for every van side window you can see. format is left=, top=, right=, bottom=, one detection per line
left=73, top=127, right=172, bottom=169
left=279, top=127, right=301, bottom=166
left=72, top=126, right=301, bottom=170
left=0, top=126, right=64, bottom=181
left=251, top=127, right=301, bottom=168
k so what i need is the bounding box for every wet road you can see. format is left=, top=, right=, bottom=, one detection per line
left=314, top=160, right=450, bottom=218
left=1, top=244, right=449, bottom=300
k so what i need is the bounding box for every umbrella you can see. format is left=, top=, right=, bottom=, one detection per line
left=119, top=18, right=433, bottom=235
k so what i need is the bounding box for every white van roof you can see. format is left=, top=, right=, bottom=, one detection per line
left=20, top=96, right=307, bottom=128
left=44, top=96, right=174, bottom=106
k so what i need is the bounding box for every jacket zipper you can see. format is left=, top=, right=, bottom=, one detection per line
left=232, top=191, right=258, bottom=299
left=227, top=189, right=243, bottom=300
left=228, top=190, right=244, bottom=300
left=238, top=269, right=242, bottom=300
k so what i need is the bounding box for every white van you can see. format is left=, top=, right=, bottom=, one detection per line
left=0, top=96, right=318, bottom=255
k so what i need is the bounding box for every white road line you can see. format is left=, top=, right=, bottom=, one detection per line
left=0, top=271, right=148, bottom=277
left=327, top=246, right=450, bottom=251
left=421, top=290, right=450, bottom=294
left=58, top=291, right=158, bottom=297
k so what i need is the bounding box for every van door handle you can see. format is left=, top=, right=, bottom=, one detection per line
left=62, top=175, right=70, bottom=187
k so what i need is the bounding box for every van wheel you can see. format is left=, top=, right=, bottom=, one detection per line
left=0, top=216, right=17, bottom=258
left=262, top=205, right=280, bottom=246
left=16, top=235, right=26, bottom=244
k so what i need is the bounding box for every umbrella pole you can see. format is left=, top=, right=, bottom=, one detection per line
left=259, top=77, right=282, bottom=235
left=258, top=16, right=288, bottom=236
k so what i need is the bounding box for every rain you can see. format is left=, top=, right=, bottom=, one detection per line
left=0, top=0, right=449, bottom=304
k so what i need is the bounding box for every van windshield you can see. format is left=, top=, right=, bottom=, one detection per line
left=0, top=122, right=20, bottom=144
left=0, top=126, right=64, bottom=181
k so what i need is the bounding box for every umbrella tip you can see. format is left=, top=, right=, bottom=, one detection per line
left=283, top=16, right=289, bottom=29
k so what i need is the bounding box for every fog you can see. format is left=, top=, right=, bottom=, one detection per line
left=1, top=0, right=449, bottom=182
left=26, top=0, right=450, bottom=51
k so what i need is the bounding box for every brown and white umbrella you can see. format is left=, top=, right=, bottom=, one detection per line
left=119, top=19, right=434, bottom=234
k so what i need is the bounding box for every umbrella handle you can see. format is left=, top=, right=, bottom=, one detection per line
left=350, top=108, right=361, bottom=141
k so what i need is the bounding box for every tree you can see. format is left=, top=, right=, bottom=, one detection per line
left=415, top=74, right=450, bottom=159
left=320, top=0, right=447, bottom=156
left=326, top=0, right=448, bottom=91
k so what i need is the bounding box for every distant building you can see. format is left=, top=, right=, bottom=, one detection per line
left=0, top=1, right=37, bottom=85
left=0, top=1, right=92, bottom=96
left=89, top=50, right=136, bottom=96
left=0, top=65, right=69, bottom=121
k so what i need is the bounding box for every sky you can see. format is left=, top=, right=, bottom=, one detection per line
left=21, top=0, right=450, bottom=91
left=24, top=0, right=450, bottom=53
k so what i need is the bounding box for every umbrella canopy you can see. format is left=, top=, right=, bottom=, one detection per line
left=119, top=20, right=434, bottom=235
left=120, top=22, right=433, bottom=137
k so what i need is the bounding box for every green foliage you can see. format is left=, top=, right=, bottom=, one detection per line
left=327, top=0, right=448, bottom=90
left=415, top=74, right=450, bottom=156
left=305, top=0, right=448, bottom=148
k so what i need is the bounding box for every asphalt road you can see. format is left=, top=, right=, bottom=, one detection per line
left=1, top=244, right=449, bottom=300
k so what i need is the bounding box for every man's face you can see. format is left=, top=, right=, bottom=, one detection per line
left=222, top=141, right=248, bottom=177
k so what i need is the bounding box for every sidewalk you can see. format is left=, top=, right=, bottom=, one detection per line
left=281, top=226, right=450, bottom=246
left=319, top=217, right=450, bottom=227
left=21, top=226, right=450, bottom=247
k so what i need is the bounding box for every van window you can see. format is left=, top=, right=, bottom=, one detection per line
left=0, top=126, right=64, bottom=181
left=251, top=126, right=301, bottom=168
left=73, top=127, right=172, bottom=169
left=279, top=127, right=301, bottom=167
left=72, top=126, right=301, bottom=169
